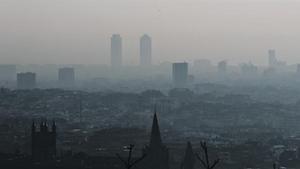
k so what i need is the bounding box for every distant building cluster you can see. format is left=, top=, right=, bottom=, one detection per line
left=0, top=48, right=299, bottom=90
left=0, top=66, right=76, bottom=89
left=268, top=49, right=286, bottom=68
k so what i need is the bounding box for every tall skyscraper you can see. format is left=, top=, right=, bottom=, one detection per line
left=172, top=62, right=188, bottom=87
left=17, top=72, right=36, bottom=89
left=140, top=34, right=152, bottom=66
left=111, top=34, right=122, bottom=68
left=58, top=67, right=75, bottom=87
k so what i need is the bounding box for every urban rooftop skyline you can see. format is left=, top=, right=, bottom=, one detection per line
left=1, top=0, right=300, bottom=65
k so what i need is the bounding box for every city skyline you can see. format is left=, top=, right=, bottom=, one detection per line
left=2, top=1, right=300, bottom=169
left=0, top=47, right=296, bottom=68
left=1, top=0, right=300, bottom=65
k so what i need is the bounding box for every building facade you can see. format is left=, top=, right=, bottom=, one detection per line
left=31, top=121, right=56, bottom=162
left=58, top=67, right=75, bottom=87
left=140, top=34, right=152, bottom=66
left=111, top=34, right=122, bottom=68
left=17, top=72, right=36, bottom=89
left=172, top=62, right=188, bottom=87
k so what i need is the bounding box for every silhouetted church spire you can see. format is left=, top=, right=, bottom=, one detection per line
left=181, top=141, right=195, bottom=169
left=150, top=111, right=162, bottom=147
left=32, top=121, right=36, bottom=132
left=141, top=108, right=169, bottom=169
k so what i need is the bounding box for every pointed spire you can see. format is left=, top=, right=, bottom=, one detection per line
left=31, top=120, right=36, bottom=133
left=44, top=120, right=48, bottom=132
left=181, top=141, right=195, bottom=169
left=150, top=111, right=162, bottom=147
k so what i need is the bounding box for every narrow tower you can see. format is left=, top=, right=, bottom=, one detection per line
left=142, top=111, right=169, bottom=169
left=149, top=113, right=162, bottom=147
left=111, top=34, right=122, bottom=69
left=181, top=142, right=195, bottom=169
left=31, top=120, right=57, bottom=162
left=140, top=34, right=152, bottom=66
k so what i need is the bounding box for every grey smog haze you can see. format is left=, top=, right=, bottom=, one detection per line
left=1, top=0, right=300, bottom=65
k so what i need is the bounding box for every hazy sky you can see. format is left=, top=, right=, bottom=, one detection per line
left=1, top=0, right=300, bottom=65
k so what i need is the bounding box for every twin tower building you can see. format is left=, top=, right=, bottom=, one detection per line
left=111, top=34, right=152, bottom=68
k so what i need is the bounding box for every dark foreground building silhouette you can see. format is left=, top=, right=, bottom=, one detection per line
left=1, top=114, right=175, bottom=169
left=141, top=113, right=170, bottom=169
left=31, top=121, right=56, bottom=162
left=181, top=141, right=195, bottom=169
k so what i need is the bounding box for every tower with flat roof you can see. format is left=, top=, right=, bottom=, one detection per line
left=58, top=67, right=75, bottom=87
left=172, top=62, right=188, bottom=87
left=111, top=34, right=122, bottom=69
left=17, top=72, right=36, bottom=89
left=140, top=34, right=152, bottom=66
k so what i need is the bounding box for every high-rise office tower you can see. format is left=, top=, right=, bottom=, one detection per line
left=218, top=60, right=227, bottom=73
left=140, top=34, right=152, bottom=66
left=111, top=34, right=122, bottom=68
left=17, top=72, right=36, bottom=89
left=172, top=62, right=188, bottom=87
left=58, top=67, right=75, bottom=87
left=268, top=49, right=277, bottom=67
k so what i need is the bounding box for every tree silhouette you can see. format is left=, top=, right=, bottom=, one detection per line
left=195, top=141, right=220, bottom=169
left=116, top=144, right=146, bottom=169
